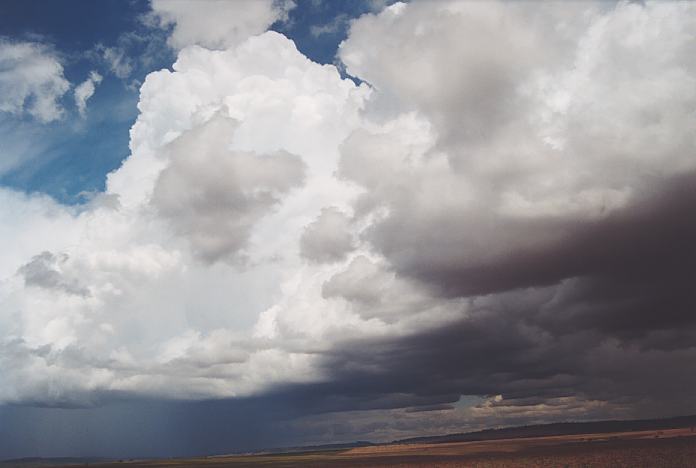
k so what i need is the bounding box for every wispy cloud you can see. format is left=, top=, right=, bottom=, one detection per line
left=74, top=71, right=102, bottom=117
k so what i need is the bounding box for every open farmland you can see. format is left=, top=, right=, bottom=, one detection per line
left=42, top=427, right=696, bottom=468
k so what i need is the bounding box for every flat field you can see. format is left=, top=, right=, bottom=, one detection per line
left=51, top=427, right=696, bottom=467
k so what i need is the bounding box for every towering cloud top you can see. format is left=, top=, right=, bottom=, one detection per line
left=149, top=0, right=294, bottom=50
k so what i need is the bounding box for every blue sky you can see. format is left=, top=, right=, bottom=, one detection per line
left=1, top=0, right=163, bottom=202
left=0, top=0, right=376, bottom=203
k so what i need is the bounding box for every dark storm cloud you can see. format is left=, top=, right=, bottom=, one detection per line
left=4, top=0, right=696, bottom=459
left=295, top=310, right=696, bottom=440
left=287, top=172, right=696, bottom=426
left=302, top=0, right=696, bottom=437
left=36, top=170, right=688, bottom=457
left=8, top=145, right=688, bottom=459
left=372, top=171, right=696, bottom=302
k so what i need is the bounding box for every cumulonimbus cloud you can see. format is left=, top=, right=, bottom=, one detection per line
left=1, top=0, right=695, bottom=445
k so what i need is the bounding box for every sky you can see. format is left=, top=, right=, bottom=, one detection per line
left=0, top=0, right=695, bottom=459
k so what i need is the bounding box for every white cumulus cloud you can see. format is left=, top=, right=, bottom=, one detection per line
left=0, top=40, right=70, bottom=122
left=0, top=30, right=369, bottom=405
left=149, top=0, right=295, bottom=50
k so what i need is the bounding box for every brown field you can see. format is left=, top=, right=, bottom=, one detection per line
left=51, top=428, right=696, bottom=468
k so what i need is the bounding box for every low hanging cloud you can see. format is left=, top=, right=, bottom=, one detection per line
left=1, top=0, right=696, bottom=452
left=338, top=1, right=696, bottom=297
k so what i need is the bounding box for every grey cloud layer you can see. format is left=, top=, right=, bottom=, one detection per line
left=316, top=0, right=696, bottom=428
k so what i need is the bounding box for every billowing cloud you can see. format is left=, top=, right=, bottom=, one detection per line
left=152, top=113, right=306, bottom=263
left=149, top=0, right=295, bottom=50
left=0, top=30, right=368, bottom=407
left=300, top=207, right=354, bottom=263
left=1, top=0, right=696, bottom=455
left=338, top=1, right=696, bottom=297
left=18, top=251, right=90, bottom=297
left=0, top=40, right=70, bottom=122
left=302, top=0, right=696, bottom=428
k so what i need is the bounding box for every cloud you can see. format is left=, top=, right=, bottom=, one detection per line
left=93, top=30, right=172, bottom=84
left=0, top=39, right=70, bottom=122
left=74, top=71, right=103, bottom=117
left=300, top=207, right=354, bottom=263
left=152, top=113, right=306, bottom=263
left=101, top=46, right=134, bottom=79
left=338, top=1, right=696, bottom=296
left=2, top=0, right=696, bottom=455
left=0, top=30, right=368, bottom=407
left=148, top=0, right=296, bottom=50
left=18, top=251, right=90, bottom=297
left=299, top=0, right=696, bottom=428
left=309, top=14, right=351, bottom=38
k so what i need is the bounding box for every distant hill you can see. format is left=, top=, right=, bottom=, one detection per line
left=4, top=414, right=696, bottom=464
left=231, top=440, right=376, bottom=456
left=239, top=414, right=696, bottom=456
left=0, top=457, right=113, bottom=467
left=391, top=414, right=696, bottom=445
